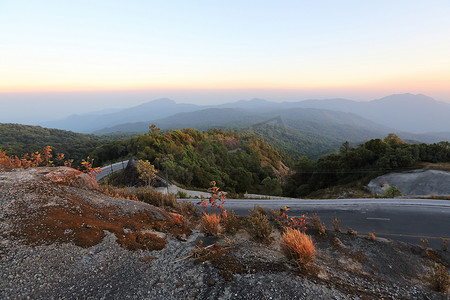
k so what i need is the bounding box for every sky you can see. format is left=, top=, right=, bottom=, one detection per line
left=1, top=1, right=450, bottom=124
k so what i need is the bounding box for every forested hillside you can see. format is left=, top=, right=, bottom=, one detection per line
left=91, top=127, right=286, bottom=195
left=243, top=125, right=342, bottom=161
left=94, top=106, right=396, bottom=159
left=0, top=123, right=108, bottom=164
left=284, top=134, right=450, bottom=198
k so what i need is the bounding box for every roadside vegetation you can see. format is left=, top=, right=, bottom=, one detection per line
left=283, top=134, right=450, bottom=198
left=173, top=182, right=449, bottom=297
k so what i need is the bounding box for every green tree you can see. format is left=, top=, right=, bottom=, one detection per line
left=381, top=186, right=402, bottom=198
left=261, top=176, right=282, bottom=196
left=339, top=141, right=350, bottom=154
left=137, top=160, right=158, bottom=186
left=363, top=138, right=388, bottom=158
left=384, top=133, right=404, bottom=145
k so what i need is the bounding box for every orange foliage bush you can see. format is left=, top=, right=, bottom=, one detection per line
left=0, top=150, right=18, bottom=169
left=281, top=227, right=316, bottom=267
left=79, top=156, right=102, bottom=180
left=201, top=213, right=221, bottom=236
left=1, top=149, right=46, bottom=169
left=0, top=147, right=98, bottom=180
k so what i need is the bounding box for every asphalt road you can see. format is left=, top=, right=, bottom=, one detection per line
left=96, top=161, right=129, bottom=181
left=183, top=198, right=450, bottom=249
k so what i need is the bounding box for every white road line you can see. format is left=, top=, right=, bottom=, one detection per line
left=366, top=217, right=391, bottom=221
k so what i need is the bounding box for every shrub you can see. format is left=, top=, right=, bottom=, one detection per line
left=368, top=232, right=376, bottom=241
left=101, top=185, right=177, bottom=208
left=281, top=227, right=316, bottom=268
left=201, top=213, right=221, bottom=236
left=253, top=204, right=267, bottom=216
left=347, top=227, right=358, bottom=236
left=332, top=217, right=341, bottom=233
left=177, top=190, right=189, bottom=199
left=268, top=209, right=284, bottom=230
left=332, top=236, right=345, bottom=249
left=199, top=181, right=226, bottom=213
left=224, top=209, right=240, bottom=235
left=441, top=237, right=449, bottom=252
left=278, top=206, right=308, bottom=231
left=427, top=263, right=449, bottom=293
left=246, top=210, right=273, bottom=244
left=177, top=200, right=198, bottom=217
left=0, top=146, right=75, bottom=170
left=421, top=238, right=429, bottom=250
left=381, top=186, right=402, bottom=198
left=310, top=213, right=327, bottom=236
left=351, top=251, right=366, bottom=263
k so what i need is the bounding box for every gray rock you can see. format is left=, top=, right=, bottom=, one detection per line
left=368, top=169, right=450, bottom=196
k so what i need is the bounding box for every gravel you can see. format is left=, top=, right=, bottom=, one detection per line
left=1, top=231, right=354, bottom=300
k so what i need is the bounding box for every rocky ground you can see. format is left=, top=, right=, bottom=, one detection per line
left=368, top=169, right=450, bottom=196
left=1, top=167, right=449, bottom=299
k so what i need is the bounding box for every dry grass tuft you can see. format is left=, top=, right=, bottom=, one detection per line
left=201, top=213, right=222, bottom=236
left=421, top=238, right=429, bottom=250
left=332, top=237, right=346, bottom=249
left=177, top=200, right=199, bottom=217
left=246, top=210, right=273, bottom=244
left=351, top=251, right=366, bottom=263
left=347, top=227, right=358, bottom=236
left=101, top=185, right=177, bottom=208
left=253, top=204, right=267, bottom=216
left=368, top=232, right=376, bottom=241
left=224, top=209, right=240, bottom=235
left=440, top=237, right=448, bottom=252
left=332, top=217, right=341, bottom=233
left=310, top=213, right=327, bottom=236
left=427, top=263, right=449, bottom=293
left=281, top=227, right=316, bottom=268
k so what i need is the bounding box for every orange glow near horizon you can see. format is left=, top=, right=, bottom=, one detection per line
left=1, top=50, right=449, bottom=99
left=1, top=75, right=449, bottom=100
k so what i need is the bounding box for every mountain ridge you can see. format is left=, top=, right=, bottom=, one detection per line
left=40, top=93, right=450, bottom=134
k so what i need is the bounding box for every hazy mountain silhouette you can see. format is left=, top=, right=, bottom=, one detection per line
left=216, top=98, right=279, bottom=113
left=93, top=108, right=257, bottom=134
left=95, top=107, right=389, bottom=135
left=41, top=98, right=200, bottom=133
left=40, top=93, right=450, bottom=153
left=292, top=93, right=450, bottom=133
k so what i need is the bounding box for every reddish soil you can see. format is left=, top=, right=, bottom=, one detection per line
left=2, top=167, right=191, bottom=251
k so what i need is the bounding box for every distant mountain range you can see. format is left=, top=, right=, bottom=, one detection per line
left=291, top=93, right=450, bottom=133
left=42, top=93, right=450, bottom=134
left=39, top=93, right=450, bottom=158
left=41, top=98, right=201, bottom=133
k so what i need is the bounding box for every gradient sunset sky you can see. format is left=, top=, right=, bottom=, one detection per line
left=1, top=1, right=450, bottom=123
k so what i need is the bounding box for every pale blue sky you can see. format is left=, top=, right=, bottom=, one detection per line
left=1, top=1, right=450, bottom=123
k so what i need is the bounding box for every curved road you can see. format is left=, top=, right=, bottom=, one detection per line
left=97, top=161, right=450, bottom=248
left=96, top=160, right=128, bottom=181
left=96, top=160, right=172, bottom=186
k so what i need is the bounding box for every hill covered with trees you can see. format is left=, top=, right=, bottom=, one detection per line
left=0, top=123, right=109, bottom=164
left=284, top=134, right=450, bottom=198
left=91, top=127, right=286, bottom=195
